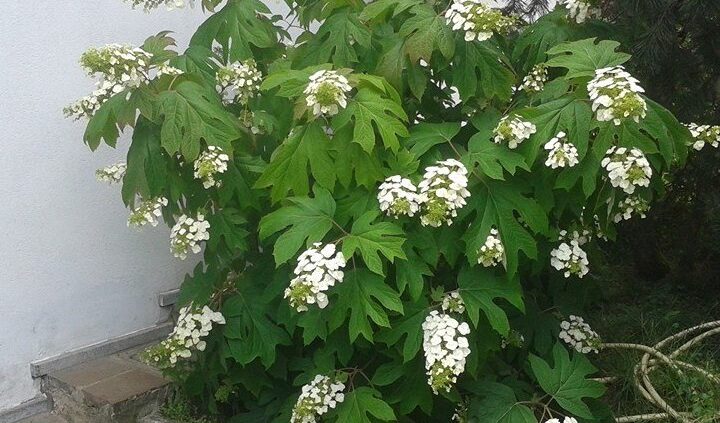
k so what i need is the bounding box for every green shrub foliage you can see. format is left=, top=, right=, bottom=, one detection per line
left=69, top=0, right=699, bottom=421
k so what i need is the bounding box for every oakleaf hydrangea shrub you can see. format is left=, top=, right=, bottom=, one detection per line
left=68, top=0, right=705, bottom=420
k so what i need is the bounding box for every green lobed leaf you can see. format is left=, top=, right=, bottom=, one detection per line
left=293, top=10, right=371, bottom=68
left=463, top=179, right=549, bottom=276
left=360, top=0, right=422, bottom=23
left=333, top=85, right=409, bottom=154
left=158, top=79, right=242, bottom=160
left=529, top=343, right=606, bottom=418
left=371, top=357, right=433, bottom=415
left=468, top=382, right=538, bottom=423
left=329, top=268, right=403, bottom=342
left=453, top=41, right=515, bottom=102
left=342, top=211, right=407, bottom=275
left=520, top=96, right=593, bottom=165
left=334, top=387, right=396, bottom=423
left=255, top=122, right=336, bottom=201
left=467, top=134, right=530, bottom=180
left=259, top=185, right=336, bottom=265
left=376, top=298, right=428, bottom=362
left=83, top=90, right=137, bottom=150
left=546, top=38, right=631, bottom=79
left=405, top=122, right=462, bottom=159
left=398, top=4, right=455, bottom=63
left=222, top=286, right=292, bottom=368
left=189, top=0, right=278, bottom=62
left=457, top=266, right=524, bottom=336
left=640, top=98, right=691, bottom=166
left=512, top=9, right=578, bottom=73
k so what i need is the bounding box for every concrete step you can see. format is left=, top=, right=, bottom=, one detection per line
left=42, top=346, right=170, bottom=423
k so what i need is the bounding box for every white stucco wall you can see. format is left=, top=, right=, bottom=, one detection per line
left=0, top=0, right=211, bottom=412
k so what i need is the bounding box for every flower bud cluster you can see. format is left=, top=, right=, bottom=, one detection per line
left=143, top=304, right=225, bottom=369
left=170, top=214, right=210, bottom=260
left=125, top=0, right=190, bottom=12
left=65, top=44, right=153, bottom=119
left=377, top=175, right=421, bottom=218
left=559, top=0, right=598, bottom=23
left=601, top=146, right=652, bottom=194
left=304, top=70, right=352, bottom=117
left=284, top=243, right=346, bottom=312
left=128, top=197, right=168, bottom=228
left=418, top=159, right=471, bottom=227
left=613, top=196, right=650, bottom=222
left=442, top=292, right=465, bottom=314
left=477, top=227, right=504, bottom=267
left=544, top=132, right=579, bottom=169
left=588, top=66, right=647, bottom=125
left=493, top=115, right=537, bottom=149
left=291, top=374, right=346, bottom=423
left=445, top=0, right=516, bottom=42
left=96, top=162, right=127, bottom=184
left=520, top=64, right=548, bottom=93
left=559, top=315, right=601, bottom=354
left=686, top=123, right=720, bottom=151
left=422, top=311, right=471, bottom=394
left=193, top=146, right=230, bottom=189
left=216, top=60, right=262, bottom=105
left=156, top=62, right=184, bottom=77
left=551, top=230, right=590, bottom=278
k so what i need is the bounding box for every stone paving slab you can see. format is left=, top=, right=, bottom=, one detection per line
left=48, top=354, right=168, bottom=407
left=82, top=369, right=168, bottom=406
left=42, top=346, right=170, bottom=422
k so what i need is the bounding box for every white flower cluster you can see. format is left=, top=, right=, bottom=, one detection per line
left=559, top=0, right=598, bottom=23
left=493, top=115, right=537, bottom=149
left=444, top=0, right=515, bottom=42
left=686, top=123, right=720, bottom=151
left=544, top=131, right=579, bottom=169
left=559, top=315, right=601, bottom=354
left=601, top=146, right=652, bottom=194
left=551, top=231, right=590, bottom=278
left=545, top=418, right=579, bottom=423
left=520, top=64, right=548, bottom=93
left=125, top=0, right=191, bottom=12
left=156, top=62, right=183, bottom=77
left=143, top=304, right=225, bottom=369
left=418, top=159, right=471, bottom=227
left=588, top=66, right=647, bottom=125
left=96, top=162, right=126, bottom=184
left=128, top=197, right=168, bottom=228
left=377, top=175, right=421, bottom=218
left=559, top=229, right=592, bottom=246
left=477, top=227, right=504, bottom=267
left=170, top=214, right=210, bottom=260
left=193, top=146, right=229, bottom=189
left=65, top=44, right=153, bottom=119
left=614, top=196, right=650, bottom=222
left=442, top=292, right=465, bottom=314
left=290, top=375, right=345, bottom=423
left=284, top=243, right=346, bottom=312
left=304, top=70, right=352, bottom=117
left=216, top=60, right=262, bottom=105
left=422, top=311, right=471, bottom=394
